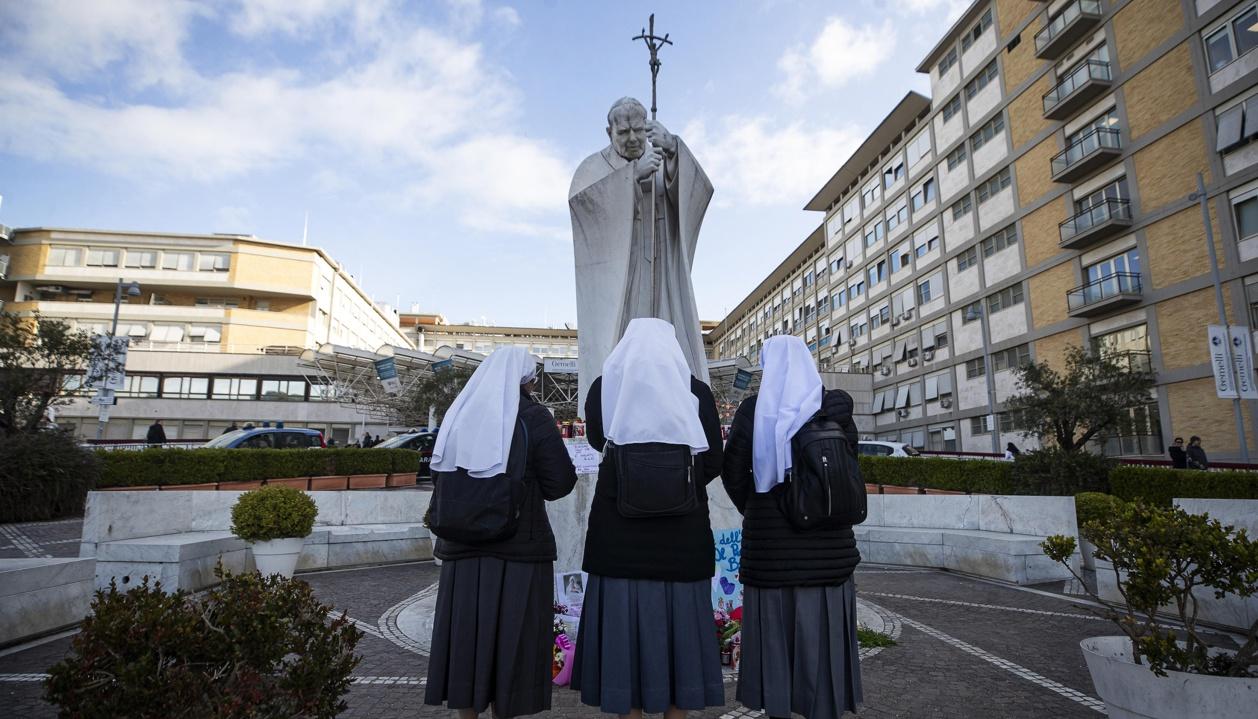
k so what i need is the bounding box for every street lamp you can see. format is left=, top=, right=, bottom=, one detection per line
left=965, top=304, right=1001, bottom=455
left=95, top=279, right=141, bottom=440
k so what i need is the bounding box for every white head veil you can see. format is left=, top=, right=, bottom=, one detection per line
left=601, top=318, right=708, bottom=453
left=431, top=346, right=539, bottom=478
left=752, top=335, right=823, bottom=493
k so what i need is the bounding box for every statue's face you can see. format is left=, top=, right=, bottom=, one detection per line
left=607, top=108, right=647, bottom=160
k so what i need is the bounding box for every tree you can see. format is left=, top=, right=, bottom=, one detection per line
left=397, top=367, right=474, bottom=427
left=0, top=312, right=97, bottom=437
left=1004, top=344, right=1156, bottom=453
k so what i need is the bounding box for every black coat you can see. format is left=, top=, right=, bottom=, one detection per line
left=433, top=393, right=578, bottom=563
left=721, top=389, right=862, bottom=588
left=1168, top=446, right=1188, bottom=469
left=581, top=376, right=724, bottom=582
left=146, top=423, right=167, bottom=444
left=1187, top=445, right=1209, bottom=470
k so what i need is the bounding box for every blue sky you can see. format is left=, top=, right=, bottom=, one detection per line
left=0, top=0, right=965, bottom=327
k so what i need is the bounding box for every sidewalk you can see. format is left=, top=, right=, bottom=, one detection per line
left=0, top=562, right=1114, bottom=718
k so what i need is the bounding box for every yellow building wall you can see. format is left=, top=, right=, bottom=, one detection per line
left=1122, top=43, right=1198, bottom=140
left=1133, top=120, right=1211, bottom=214
left=1015, top=136, right=1058, bottom=207
left=1113, top=0, right=1183, bottom=69
left=219, top=323, right=309, bottom=353
left=1001, top=5, right=1044, bottom=91
left=1027, top=262, right=1074, bottom=328
left=1009, top=73, right=1053, bottom=150
left=996, top=0, right=1039, bottom=40
left=7, top=243, right=47, bottom=277
left=1021, top=198, right=1068, bottom=267
left=1145, top=205, right=1222, bottom=290
left=1165, top=378, right=1256, bottom=454
left=1034, top=328, right=1084, bottom=369
left=1155, top=287, right=1237, bottom=371
left=227, top=244, right=316, bottom=297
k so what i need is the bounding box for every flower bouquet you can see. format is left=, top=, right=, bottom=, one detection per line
left=715, top=606, right=742, bottom=669
left=552, top=605, right=576, bottom=686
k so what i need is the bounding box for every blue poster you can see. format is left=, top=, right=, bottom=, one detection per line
left=711, top=527, right=743, bottom=614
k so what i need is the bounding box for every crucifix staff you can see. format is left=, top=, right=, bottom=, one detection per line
left=632, top=14, right=673, bottom=317
left=632, top=14, right=671, bottom=120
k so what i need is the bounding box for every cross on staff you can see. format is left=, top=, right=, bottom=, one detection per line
left=632, top=14, right=671, bottom=120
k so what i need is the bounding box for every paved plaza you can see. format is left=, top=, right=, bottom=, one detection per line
left=0, top=550, right=1119, bottom=718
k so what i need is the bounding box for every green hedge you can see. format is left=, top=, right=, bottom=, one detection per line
left=858, top=456, right=1014, bottom=494
left=96, top=448, right=421, bottom=488
left=1, top=432, right=101, bottom=522
left=1109, top=465, right=1258, bottom=506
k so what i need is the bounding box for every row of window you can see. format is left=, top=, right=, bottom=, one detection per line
left=47, top=246, right=232, bottom=272
left=65, top=374, right=330, bottom=401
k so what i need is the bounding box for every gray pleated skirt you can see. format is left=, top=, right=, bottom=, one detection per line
left=424, top=557, right=553, bottom=718
left=737, top=580, right=863, bottom=719
left=571, top=575, right=725, bottom=714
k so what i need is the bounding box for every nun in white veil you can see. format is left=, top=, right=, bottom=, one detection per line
left=720, top=335, right=863, bottom=719
left=571, top=318, right=726, bottom=719
left=424, top=347, right=579, bottom=719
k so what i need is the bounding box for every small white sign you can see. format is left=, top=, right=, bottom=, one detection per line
left=1209, top=325, right=1237, bottom=399
left=97, top=404, right=111, bottom=423
left=1228, top=326, right=1258, bottom=400
left=544, top=357, right=579, bottom=374
left=564, top=438, right=601, bottom=474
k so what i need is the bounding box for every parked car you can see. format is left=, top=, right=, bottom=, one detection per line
left=203, top=428, right=325, bottom=449
left=374, top=431, right=437, bottom=478
left=857, top=440, right=920, bottom=457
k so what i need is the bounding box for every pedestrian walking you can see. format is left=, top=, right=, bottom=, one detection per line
left=721, top=336, right=863, bottom=719
left=146, top=419, right=167, bottom=445
left=1187, top=436, right=1209, bottom=470
left=1003, top=442, right=1021, bottom=461
left=424, top=347, right=578, bottom=719
left=571, top=318, right=726, bottom=718
left=1168, top=437, right=1187, bottom=469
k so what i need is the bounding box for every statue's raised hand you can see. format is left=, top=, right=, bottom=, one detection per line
left=635, top=147, right=665, bottom=181
left=646, top=121, right=678, bottom=157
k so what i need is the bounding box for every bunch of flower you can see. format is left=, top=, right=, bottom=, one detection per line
left=714, top=606, right=742, bottom=665
left=552, top=606, right=575, bottom=685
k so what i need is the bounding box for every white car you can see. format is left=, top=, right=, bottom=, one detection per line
left=857, top=441, right=920, bottom=458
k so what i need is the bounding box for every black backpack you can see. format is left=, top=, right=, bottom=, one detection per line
left=427, top=419, right=529, bottom=544
left=778, top=413, right=866, bottom=530
left=608, top=441, right=698, bottom=518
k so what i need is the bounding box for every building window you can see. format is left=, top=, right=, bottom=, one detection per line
left=198, top=253, right=231, bottom=272
left=957, top=246, right=979, bottom=271
left=1068, top=109, right=1120, bottom=147
left=964, top=59, right=999, bottom=101
left=117, top=375, right=160, bottom=398
left=843, top=196, right=860, bottom=226
left=868, top=259, right=888, bottom=286
left=914, top=230, right=939, bottom=258
left=976, top=167, right=1012, bottom=203
left=1204, top=3, right=1258, bottom=74
left=993, top=344, right=1031, bottom=372
left=162, top=252, right=195, bottom=271
left=149, top=325, right=185, bottom=343
left=998, top=410, right=1025, bottom=433
left=124, top=250, right=158, bottom=268
left=162, top=376, right=209, bottom=399
left=961, top=9, right=993, bottom=52
left=1217, top=96, right=1258, bottom=153
left=911, top=178, right=937, bottom=211
left=862, top=179, right=880, bottom=209
left=883, top=160, right=906, bottom=189
left=906, top=131, right=932, bottom=167
left=1076, top=177, right=1129, bottom=215
left=48, top=246, right=83, bottom=267
left=951, top=194, right=973, bottom=220
left=961, top=300, right=983, bottom=323
left=864, top=221, right=885, bottom=248
left=261, top=379, right=307, bottom=401
left=804, top=270, right=815, bottom=287
left=849, top=280, right=866, bottom=301
left=980, top=224, right=1018, bottom=257
left=970, top=113, right=1006, bottom=153
left=917, top=278, right=934, bottom=304
left=966, top=358, right=987, bottom=379
left=938, top=46, right=958, bottom=75
left=946, top=144, right=968, bottom=171
left=886, top=201, right=909, bottom=231
left=987, top=283, right=1025, bottom=313
left=942, top=94, right=963, bottom=122
left=86, top=248, right=121, bottom=267
left=1235, top=192, right=1258, bottom=241
left=212, top=377, right=258, bottom=400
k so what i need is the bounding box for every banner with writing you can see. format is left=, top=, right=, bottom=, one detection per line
left=711, top=527, right=743, bottom=614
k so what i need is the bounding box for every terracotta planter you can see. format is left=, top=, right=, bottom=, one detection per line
left=160, top=482, right=219, bottom=491
left=349, top=474, right=388, bottom=489
left=99, top=486, right=158, bottom=492
left=265, top=477, right=311, bottom=490
left=219, top=480, right=264, bottom=491
left=387, top=472, right=418, bottom=487
left=310, top=476, right=349, bottom=491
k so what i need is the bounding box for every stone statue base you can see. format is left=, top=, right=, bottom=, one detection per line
left=546, top=473, right=745, bottom=573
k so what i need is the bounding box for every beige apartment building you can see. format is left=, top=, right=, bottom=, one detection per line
left=0, top=228, right=412, bottom=443
left=711, top=0, right=1258, bottom=458
left=401, top=312, right=580, bottom=358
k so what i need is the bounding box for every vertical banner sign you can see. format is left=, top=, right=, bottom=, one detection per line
left=711, top=528, right=743, bottom=614
left=373, top=357, right=402, bottom=395
left=431, top=359, right=454, bottom=374
left=1227, top=326, right=1258, bottom=400
left=1208, top=325, right=1238, bottom=399
left=87, top=335, right=129, bottom=391
left=733, top=368, right=753, bottom=391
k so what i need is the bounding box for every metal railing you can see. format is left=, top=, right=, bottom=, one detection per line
left=1051, top=127, right=1121, bottom=176
left=1059, top=198, right=1131, bottom=243
left=1034, top=0, right=1102, bottom=54
left=1066, top=272, right=1142, bottom=311
left=1043, top=59, right=1111, bottom=113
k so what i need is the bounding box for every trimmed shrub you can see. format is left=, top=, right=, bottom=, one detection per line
left=1074, top=492, right=1124, bottom=526
left=231, top=486, right=318, bottom=542
left=0, top=431, right=100, bottom=522
left=858, top=456, right=1014, bottom=494
left=1010, top=449, right=1113, bottom=496
left=96, top=448, right=426, bottom=488
left=1109, top=465, right=1258, bottom=507
left=45, top=568, right=362, bottom=718
left=330, top=448, right=394, bottom=476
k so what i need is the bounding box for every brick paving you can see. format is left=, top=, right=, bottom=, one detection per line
left=0, top=519, right=83, bottom=559
left=0, top=563, right=1117, bottom=718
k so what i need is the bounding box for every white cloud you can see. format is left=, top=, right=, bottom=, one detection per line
left=776, top=17, right=894, bottom=103
left=214, top=205, right=253, bottom=232
left=682, top=116, right=863, bottom=208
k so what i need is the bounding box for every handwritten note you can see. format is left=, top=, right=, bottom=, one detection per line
left=564, top=438, right=602, bottom=474
left=712, top=527, right=743, bottom=613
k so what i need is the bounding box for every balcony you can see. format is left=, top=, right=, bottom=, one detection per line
left=1043, top=60, right=1112, bottom=120
left=1035, top=0, right=1103, bottom=60
left=0, top=224, right=11, bottom=242
left=0, top=254, right=8, bottom=280
left=1059, top=198, right=1132, bottom=249
left=1066, top=272, right=1142, bottom=317
left=1051, top=127, right=1122, bottom=183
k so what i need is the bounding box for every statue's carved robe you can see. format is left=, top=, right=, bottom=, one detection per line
left=569, top=141, right=713, bottom=412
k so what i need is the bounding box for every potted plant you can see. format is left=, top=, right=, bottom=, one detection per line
left=1042, top=502, right=1258, bottom=718
left=231, top=485, right=318, bottom=578
left=1072, top=492, right=1123, bottom=571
